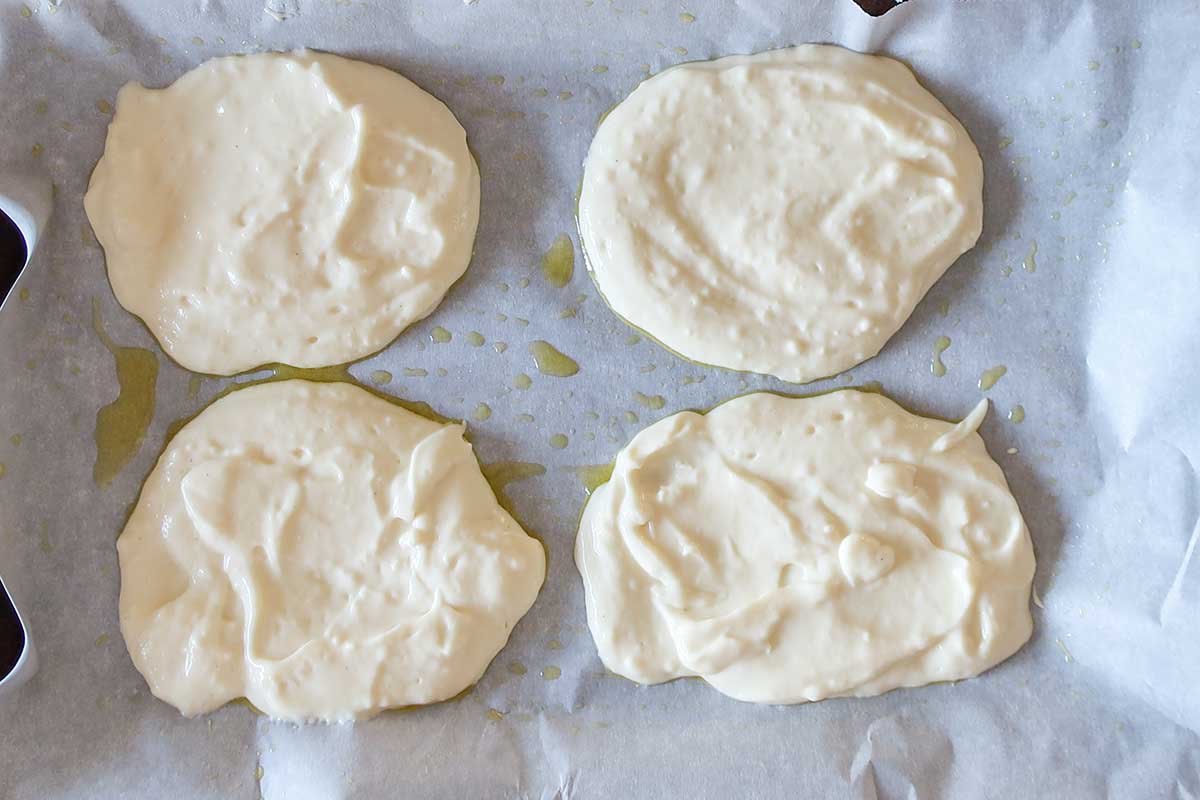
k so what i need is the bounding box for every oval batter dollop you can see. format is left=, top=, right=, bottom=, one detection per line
left=118, top=381, right=545, bottom=722
left=578, top=45, right=983, bottom=383
left=575, top=391, right=1034, bottom=703
left=86, top=50, right=480, bottom=375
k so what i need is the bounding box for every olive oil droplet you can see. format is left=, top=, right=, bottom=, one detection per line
left=528, top=341, right=580, bottom=377
left=1023, top=240, right=1038, bottom=273
left=634, top=392, right=666, bottom=410
left=931, top=336, right=951, bottom=377
left=979, top=365, right=1008, bottom=391
left=540, top=234, right=574, bottom=288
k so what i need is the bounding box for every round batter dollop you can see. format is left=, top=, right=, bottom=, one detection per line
left=118, top=380, right=544, bottom=722
left=86, top=50, right=480, bottom=375
left=578, top=45, right=983, bottom=383
left=575, top=391, right=1034, bottom=703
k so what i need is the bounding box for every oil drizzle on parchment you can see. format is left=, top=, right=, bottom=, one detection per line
left=166, top=362, right=454, bottom=443
left=1023, top=240, right=1038, bottom=273
left=92, top=299, right=158, bottom=488
left=480, top=460, right=546, bottom=517
left=270, top=363, right=453, bottom=424
left=529, top=341, right=579, bottom=377
left=574, top=463, right=615, bottom=494
left=541, top=235, right=574, bottom=288
left=634, top=391, right=666, bottom=410
left=931, top=336, right=951, bottom=377
left=979, top=365, right=1008, bottom=391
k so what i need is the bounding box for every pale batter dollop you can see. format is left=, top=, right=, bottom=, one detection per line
left=86, top=50, right=480, bottom=375
left=575, top=391, right=1033, bottom=703
left=118, top=381, right=544, bottom=722
left=578, top=46, right=983, bottom=383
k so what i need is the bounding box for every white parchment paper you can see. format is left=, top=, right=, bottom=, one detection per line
left=1, top=1, right=1197, bottom=797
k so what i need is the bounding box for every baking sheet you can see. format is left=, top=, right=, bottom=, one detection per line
left=2, top=1, right=1198, bottom=797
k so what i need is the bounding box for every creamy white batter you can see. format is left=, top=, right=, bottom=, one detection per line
left=118, top=381, right=544, bottom=722
left=578, top=45, right=983, bottom=383
left=575, top=391, right=1034, bottom=703
left=85, top=50, right=480, bottom=375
